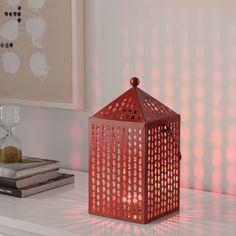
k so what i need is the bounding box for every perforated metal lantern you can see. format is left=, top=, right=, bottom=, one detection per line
left=89, top=77, right=181, bottom=224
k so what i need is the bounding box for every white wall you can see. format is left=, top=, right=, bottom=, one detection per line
left=1, top=0, right=236, bottom=195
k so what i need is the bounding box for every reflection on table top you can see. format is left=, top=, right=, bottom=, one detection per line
left=0, top=169, right=235, bottom=236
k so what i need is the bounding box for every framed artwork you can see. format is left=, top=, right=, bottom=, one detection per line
left=0, top=0, right=84, bottom=109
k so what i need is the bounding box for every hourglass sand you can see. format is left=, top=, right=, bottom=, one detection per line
left=0, top=105, right=22, bottom=163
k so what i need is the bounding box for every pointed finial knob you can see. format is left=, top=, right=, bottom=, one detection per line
left=130, top=77, right=140, bottom=87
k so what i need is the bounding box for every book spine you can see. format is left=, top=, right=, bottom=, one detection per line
left=0, top=179, right=16, bottom=188
left=0, top=186, right=22, bottom=197
left=0, top=169, right=16, bottom=179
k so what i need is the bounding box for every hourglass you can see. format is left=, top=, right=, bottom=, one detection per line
left=0, top=105, right=22, bottom=163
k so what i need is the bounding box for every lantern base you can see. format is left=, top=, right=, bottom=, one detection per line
left=88, top=206, right=180, bottom=224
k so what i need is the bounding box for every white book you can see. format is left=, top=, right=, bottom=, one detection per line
left=0, top=157, right=60, bottom=179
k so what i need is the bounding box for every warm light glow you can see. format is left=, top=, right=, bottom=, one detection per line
left=210, top=29, right=223, bottom=193
left=119, top=2, right=236, bottom=196
left=133, top=198, right=138, bottom=204
left=123, top=197, right=127, bottom=203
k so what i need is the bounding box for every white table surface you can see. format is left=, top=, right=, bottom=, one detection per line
left=0, top=169, right=235, bottom=236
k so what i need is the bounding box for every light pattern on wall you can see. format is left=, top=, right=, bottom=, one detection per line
left=116, top=1, right=236, bottom=195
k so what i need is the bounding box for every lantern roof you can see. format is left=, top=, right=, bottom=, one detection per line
left=93, top=77, right=178, bottom=122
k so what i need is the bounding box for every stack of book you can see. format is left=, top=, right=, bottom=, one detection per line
left=0, top=157, right=74, bottom=197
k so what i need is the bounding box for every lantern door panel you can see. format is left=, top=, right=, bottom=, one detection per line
left=145, top=116, right=180, bottom=223
left=89, top=118, right=146, bottom=223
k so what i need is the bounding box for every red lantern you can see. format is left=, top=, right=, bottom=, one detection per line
left=89, top=77, right=181, bottom=224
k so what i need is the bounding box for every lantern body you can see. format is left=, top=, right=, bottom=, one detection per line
left=89, top=80, right=181, bottom=224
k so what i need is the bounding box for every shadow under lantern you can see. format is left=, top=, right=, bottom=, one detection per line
left=89, top=77, right=181, bottom=224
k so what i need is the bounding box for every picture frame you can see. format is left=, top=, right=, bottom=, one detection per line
left=0, top=0, right=84, bottom=109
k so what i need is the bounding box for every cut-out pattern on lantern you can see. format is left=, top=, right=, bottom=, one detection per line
left=89, top=77, right=181, bottom=224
